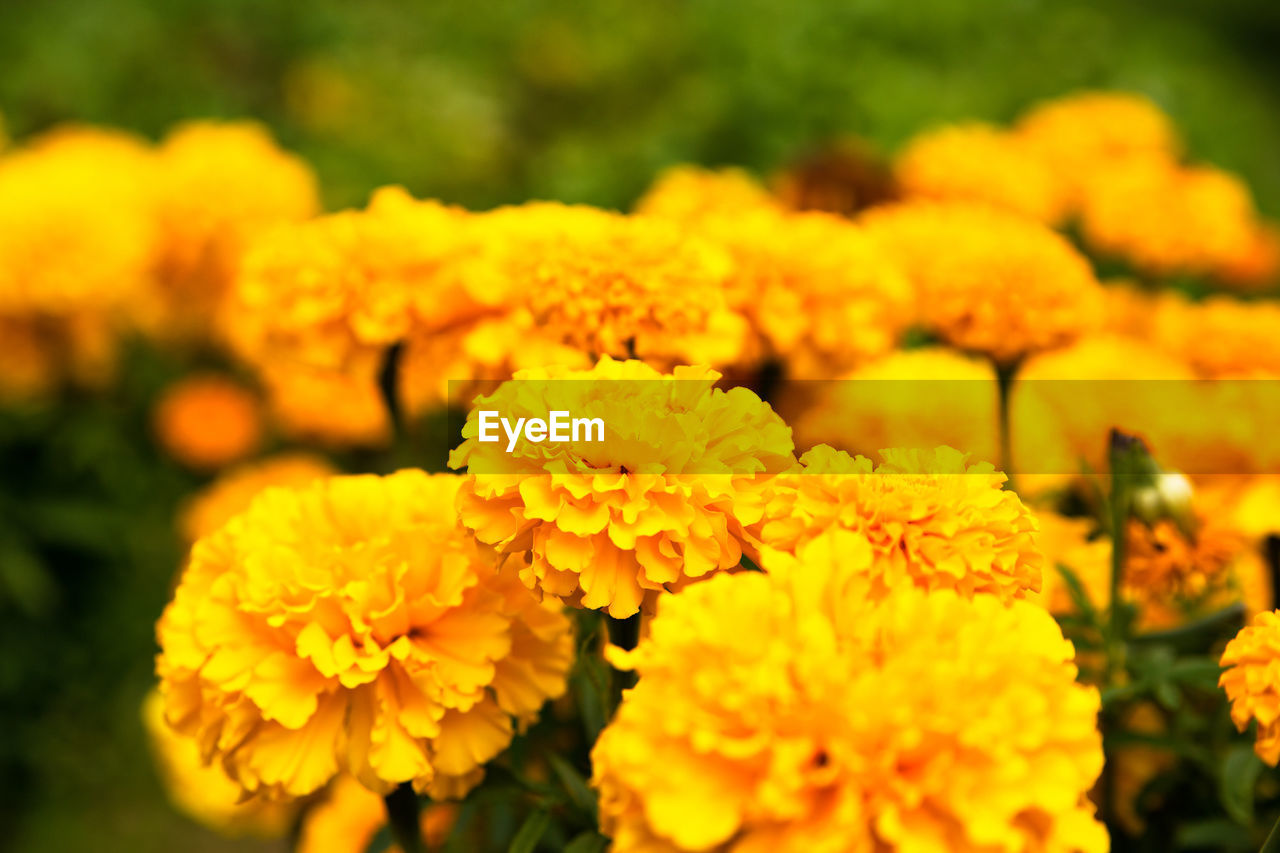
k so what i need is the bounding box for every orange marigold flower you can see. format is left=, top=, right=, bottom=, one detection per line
left=1221, top=610, right=1280, bottom=765
left=449, top=358, right=796, bottom=618
left=151, top=121, right=319, bottom=340
left=860, top=201, right=1101, bottom=364
left=1080, top=159, right=1259, bottom=278
left=1126, top=516, right=1241, bottom=602
left=142, top=689, right=296, bottom=838
left=786, top=346, right=999, bottom=464
left=1217, top=222, right=1280, bottom=292
left=752, top=445, right=1043, bottom=602
left=1150, top=293, right=1280, bottom=379
left=260, top=360, right=391, bottom=449
left=1016, top=91, right=1180, bottom=208
left=592, top=551, right=1106, bottom=852
left=685, top=208, right=913, bottom=377
left=633, top=164, right=781, bottom=220
left=179, top=452, right=337, bottom=543
left=155, top=471, right=574, bottom=799
left=894, top=122, right=1068, bottom=223
left=153, top=374, right=263, bottom=470
left=296, top=774, right=457, bottom=853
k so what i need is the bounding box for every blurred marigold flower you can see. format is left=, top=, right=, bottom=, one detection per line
left=706, top=209, right=913, bottom=377
left=1080, top=159, right=1260, bottom=279
left=752, top=444, right=1043, bottom=602
left=894, top=122, right=1068, bottom=223
left=1149, top=293, right=1280, bottom=379
left=1221, top=610, right=1280, bottom=765
left=449, top=358, right=795, bottom=617
left=142, top=689, right=296, bottom=838
left=153, top=374, right=263, bottom=470
left=296, top=774, right=457, bottom=853
left=260, top=359, right=392, bottom=449
left=786, top=346, right=999, bottom=463
left=633, top=164, right=781, bottom=220
left=591, top=550, right=1106, bottom=852
left=1016, top=91, right=1180, bottom=209
left=150, top=121, right=320, bottom=341
left=179, top=452, right=337, bottom=543
left=860, top=201, right=1103, bottom=364
left=155, top=470, right=573, bottom=799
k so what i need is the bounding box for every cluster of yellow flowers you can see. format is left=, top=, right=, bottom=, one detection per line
left=0, top=120, right=317, bottom=400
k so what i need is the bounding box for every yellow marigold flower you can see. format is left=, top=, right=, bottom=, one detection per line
left=0, top=125, right=156, bottom=316
left=592, top=551, right=1106, bottom=852
left=296, top=774, right=457, bottom=853
left=752, top=445, right=1043, bottom=601
left=1221, top=610, right=1280, bottom=765
left=398, top=308, right=592, bottom=417
left=478, top=203, right=748, bottom=369
left=179, top=452, right=337, bottom=543
left=449, top=358, right=795, bottom=617
left=226, top=187, right=475, bottom=370
left=860, top=201, right=1101, bottom=364
left=1218, top=222, right=1280, bottom=291
left=1080, top=159, right=1259, bottom=278
left=786, top=346, right=999, bottom=463
left=633, top=164, right=781, bottom=220
left=894, top=122, right=1068, bottom=223
left=1151, top=293, right=1280, bottom=378
left=1029, top=513, right=1112, bottom=617
left=261, top=360, right=391, bottom=449
left=691, top=208, right=913, bottom=377
left=1016, top=91, right=1180, bottom=208
left=155, top=471, right=574, bottom=799
left=142, top=689, right=295, bottom=838
left=153, top=374, right=263, bottom=470
left=151, top=121, right=319, bottom=339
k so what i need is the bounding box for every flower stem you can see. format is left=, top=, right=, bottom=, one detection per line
left=994, top=359, right=1021, bottom=490
left=378, top=341, right=405, bottom=437
left=384, top=782, right=427, bottom=853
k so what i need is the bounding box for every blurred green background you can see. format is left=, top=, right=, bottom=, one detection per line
left=2, top=1, right=1280, bottom=851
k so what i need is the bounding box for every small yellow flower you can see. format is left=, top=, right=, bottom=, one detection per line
left=634, top=164, right=781, bottom=220
left=449, top=358, right=795, bottom=617
left=860, top=201, right=1101, bottom=364
left=895, top=122, right=1068, bottom=223
left=152, top=374, right=263, bottom=470
left=155, top=471, right=573, bottom=799
left=592, top=544, right=1106, bottom=852
left=179, top=452, right=337, bottom=543
left=1221, top=610, right=1280, bottom=765
left=752, top=445, right=1043, bottom=602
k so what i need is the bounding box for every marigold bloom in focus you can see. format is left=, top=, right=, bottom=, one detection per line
left=142, top=689, right=295, bottom=838
left=592, top=553, right=1106, bottom=852
left=786, top=346, right=998, bottom=463
left=1080, top=159, right=1259, bottom=279
left=860, top=201, right=1101, bottom=364
left=449, top=358, right=796, bottom=617
left=155, top=471, right=573, bottom=799
left=150, top=121, right=320, bottom=340
left=752, top=445, right=1043, bottom=601
left=1221, top=610, right=1280, bottom=765
left=296, top=774, right=457, bottom=853
left=179, top=452, right=337, bottom=543
left=634, top=165, right=781, bottom=220
left=153, top=374, right=263, bottom=470
left=894, top=122, right=1068, bottom=222
left=1016, top=91, right=1180, bottom=208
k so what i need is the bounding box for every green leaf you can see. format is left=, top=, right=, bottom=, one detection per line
left=1262, top=815, right=1280, bottom=853
left=508, top=809, right=552, bottom=853
left=563, top=831, right=610, bottom=853
left=1175, top=817, right=1254, bottom=851
left=1053, top=562, right=1097, bottom=623
left=1219, top=744, right=1263, bottom=825
left=546, top=752, right=597, bottom=818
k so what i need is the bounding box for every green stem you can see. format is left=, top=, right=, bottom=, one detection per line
left=384, top=782, right=427, bottom=853
left=1261, top=815, right=1280, bottom=853
left=994, top=359, right=1021, bottom=491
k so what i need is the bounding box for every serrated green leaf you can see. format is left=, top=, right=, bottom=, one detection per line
left=546, top=752, right=597, bottom=818
left=564, top=831, right=610, bottom=853
left=508, top=809, right=552, bottom=853
left=1220, top=744, right=1263, bottom=825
